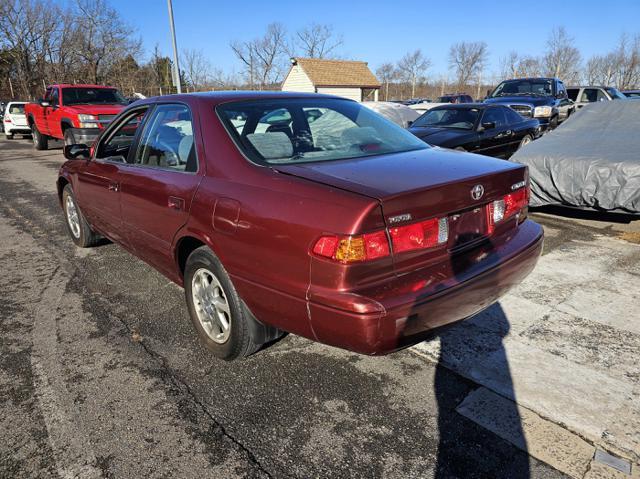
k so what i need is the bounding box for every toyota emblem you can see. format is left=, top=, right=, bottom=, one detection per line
left=471, top=184, right=484, bottom=200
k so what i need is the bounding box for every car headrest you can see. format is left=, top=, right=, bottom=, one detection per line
left=341, top=126, right=380, bottom=145
left=246, top=132, right=293, bottom=160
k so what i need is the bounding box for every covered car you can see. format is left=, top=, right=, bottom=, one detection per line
left=361, top=101, right=419, bottom=128
left=511, top=100, right=640, bottom=214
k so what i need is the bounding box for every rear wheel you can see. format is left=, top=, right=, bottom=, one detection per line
left=31, top=123, right=48, bottom=150
left=5, top=133, right=13, bottom=140
left=184, top=246, right=259, bottom=360
left=62, top=184, right=99, bottom=247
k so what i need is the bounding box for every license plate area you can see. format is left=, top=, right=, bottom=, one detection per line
left=448, top=207, right=487, bottom=251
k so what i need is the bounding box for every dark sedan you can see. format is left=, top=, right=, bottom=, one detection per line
left=58, top=92, right=542, bottom=360
left=408, top=104, right=541, bottom=159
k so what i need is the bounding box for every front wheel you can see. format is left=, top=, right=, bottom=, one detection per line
left=184, top=247, right=259, bottom=360
left=62, top=184, right=99, bottom=247
left=518, top=134, right=533, bottom=150
left=31, top=123, right=48, bottom=150
left=63, top=128, right=76, bottom=146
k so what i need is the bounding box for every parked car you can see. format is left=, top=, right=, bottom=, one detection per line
left=435, top=94, right=474, bottom=104
left=566, top=86, right=628, bottom=110
left=24, top=84, right=128, bottom=150
left=622, top=90, right=640, bottom=99
left=484, top=77, right=573, bottom=130
left=0, top=101, right=6, bottom=133
left=3, top=101, right=30, bottom=139
left=408, top=104, right=541, bottom=159
left=58, top=92, right=543, bottom=360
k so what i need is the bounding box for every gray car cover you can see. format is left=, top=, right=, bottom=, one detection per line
left=511, top=100, right=640, bottom=213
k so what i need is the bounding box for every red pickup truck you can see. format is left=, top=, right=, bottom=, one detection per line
left=25, top=84, right=128, bottom=150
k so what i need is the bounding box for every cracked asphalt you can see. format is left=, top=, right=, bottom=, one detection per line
left=1, top=136, right=636, bottom=478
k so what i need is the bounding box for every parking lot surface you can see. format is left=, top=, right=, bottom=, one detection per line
left=1, top=137, right=638, bottom=478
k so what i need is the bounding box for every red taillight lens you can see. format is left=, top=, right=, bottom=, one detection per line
left=487, top=186, right=529, bottom=233
left=389, top=217, right=448, bottom=253
left=312, top=231, right=390, bottom=263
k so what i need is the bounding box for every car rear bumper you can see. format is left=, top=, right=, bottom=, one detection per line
left=5, top=125, right=31, bottom=134
left=307, top=219, right=544, bottom=355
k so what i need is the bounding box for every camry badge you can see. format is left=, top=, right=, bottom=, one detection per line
left=471, top=184, right=484, bottom=200
left=388, top=213, right=412, bottom=224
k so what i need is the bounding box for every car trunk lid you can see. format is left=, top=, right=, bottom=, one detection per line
left=275, top=147, right=528, bottom=271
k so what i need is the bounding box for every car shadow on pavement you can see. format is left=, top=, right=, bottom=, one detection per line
left=433, top=303, right=530, bottom=478
left=532, top=205, right=639, bottom=224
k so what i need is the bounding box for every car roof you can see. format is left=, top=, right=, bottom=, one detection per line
left=51, top=84, right=118, bottom=89
left=429, top=103, right=496, bottom=110
left=133, top=90, right=348, bottom=107
left=501, top=77, right=555, bottom=82
left=6, top=101, right=26, bottom=105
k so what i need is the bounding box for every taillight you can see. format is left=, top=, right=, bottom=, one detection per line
left=389, top=217, right=448, bottom=253
left=312, top=230, right=390, bottom=263
left=3, top=118, right=11, bottom=123
left=487, top=186, right=529, bottom=233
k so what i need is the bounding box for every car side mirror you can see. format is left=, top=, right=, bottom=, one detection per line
left=480, top=121, right=496, bottom=131
left=407, top=120, right=413, bottom=127
left=556, top=92, right=565, bottom=99
left=39, top=100, right=50, bottom=107
left=64, top=144, right=91, bottom=161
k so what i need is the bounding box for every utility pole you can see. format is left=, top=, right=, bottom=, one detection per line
left=167, top=0, right=182, bottom=94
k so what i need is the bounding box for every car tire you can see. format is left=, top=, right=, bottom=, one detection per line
left=549, top=115, right=559, bottom=129
left=5, top=133, right=13, bottom=140
left=454, top=146, right=466, bottom=152
left=184, top=246, right=259, bottom=360
left=63, top=128, right=76, bottom=146
left=62, top=184, right=100, bottom=248
left=518, top=134, right=533, bottom=150
left=31, top=123, right=48, bottom=150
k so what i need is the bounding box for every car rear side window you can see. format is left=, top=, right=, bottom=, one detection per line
left=133, top=104, right=198, bottom=173
left=567, top=89, right=579, bottom=101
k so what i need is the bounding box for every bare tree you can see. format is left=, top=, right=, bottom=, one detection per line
left=231, top=23, right=287, bottom=90
left=294, top=23, right=343, bottom=59
left=397, top=50, right=430, bottom=98
left=499, top=51, right=520, bottom=79
left=376, top=62, right=396, bottom=101
left=614, top=34, right=640, bottom=90
left=543, top=27, right=581, bottom=82
left=449, top=41, right=488, bottom=89
left=181, top=48, right=211, bottom=91
left=585, top=53, right=618, bottom=86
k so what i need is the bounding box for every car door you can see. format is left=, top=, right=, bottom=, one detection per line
left=37, top=87, right=53, bottom=135
left=118, top=103, right=203, bottom=276
left=476, top=107, right=511, bottom=158
left=47, top=87, right=63, bottom=138
left=76, top=107, right=149, bottom=244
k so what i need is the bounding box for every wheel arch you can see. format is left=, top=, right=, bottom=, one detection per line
left=61, top=118, right=74, bottom=131
left=56, top=176, right=70, bottom=207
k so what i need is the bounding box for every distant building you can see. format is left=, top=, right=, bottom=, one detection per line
left=282, top=57, right=380, bottom=102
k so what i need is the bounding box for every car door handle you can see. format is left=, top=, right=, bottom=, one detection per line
left=168, top=196, right=185, bottom=211
left=108, top=182, right=119, bottom=192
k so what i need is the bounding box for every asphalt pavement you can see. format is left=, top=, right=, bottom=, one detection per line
left=1, top=136, right=637, bottom=478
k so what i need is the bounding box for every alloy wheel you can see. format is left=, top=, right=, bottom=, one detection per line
left=191, top=268, right=231, bottom=344
left=65, top=195, right=81, bottom=239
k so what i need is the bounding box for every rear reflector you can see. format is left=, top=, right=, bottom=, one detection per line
left=488, top=186, right=529, bottom=233
left=389, top=217, right=448, bottom=253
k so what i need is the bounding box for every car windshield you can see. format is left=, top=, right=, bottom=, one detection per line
left=491, top=80, right=553, bottom=97
left=62, top=88, right=127, bottom=106
left=8, top=104, right=25, bottom=114
left=412, top=108, right=479, bottom=130
left=217, top=98, right=428, bottom=165
left=606, top=87, right=627, bottom=100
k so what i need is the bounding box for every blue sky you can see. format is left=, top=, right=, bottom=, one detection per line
left=109, top=0, right=640, bottom=79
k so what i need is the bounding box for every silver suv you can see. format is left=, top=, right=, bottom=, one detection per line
left=567, top=86, right=628, bottom=110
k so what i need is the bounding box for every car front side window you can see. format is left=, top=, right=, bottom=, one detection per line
left=133, top=104, right=197, bottom=173
left=96, top=108, right=148, bottom=162
left=482, top=108, right=506, bottom=128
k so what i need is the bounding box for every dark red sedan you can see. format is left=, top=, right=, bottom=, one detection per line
left=57, top=92, right=543, bottom=360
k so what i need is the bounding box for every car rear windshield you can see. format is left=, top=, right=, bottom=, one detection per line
left=217, top=98, right=428, bottom=165
left=8, top=104, right=25, bottom=114
left=62, top=88, right=127, bottom=106
left=412, top=108, right=480, bottom=130
left=491, top=79, right=553, bottom=97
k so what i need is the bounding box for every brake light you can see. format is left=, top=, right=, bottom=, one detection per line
left=3, top=118, right=11, bottom=123
left=389, top=217, right=448, bottom=253
left=487, top=187, right=529, bottom=233
left=312, top=230, right=390, bottom=263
